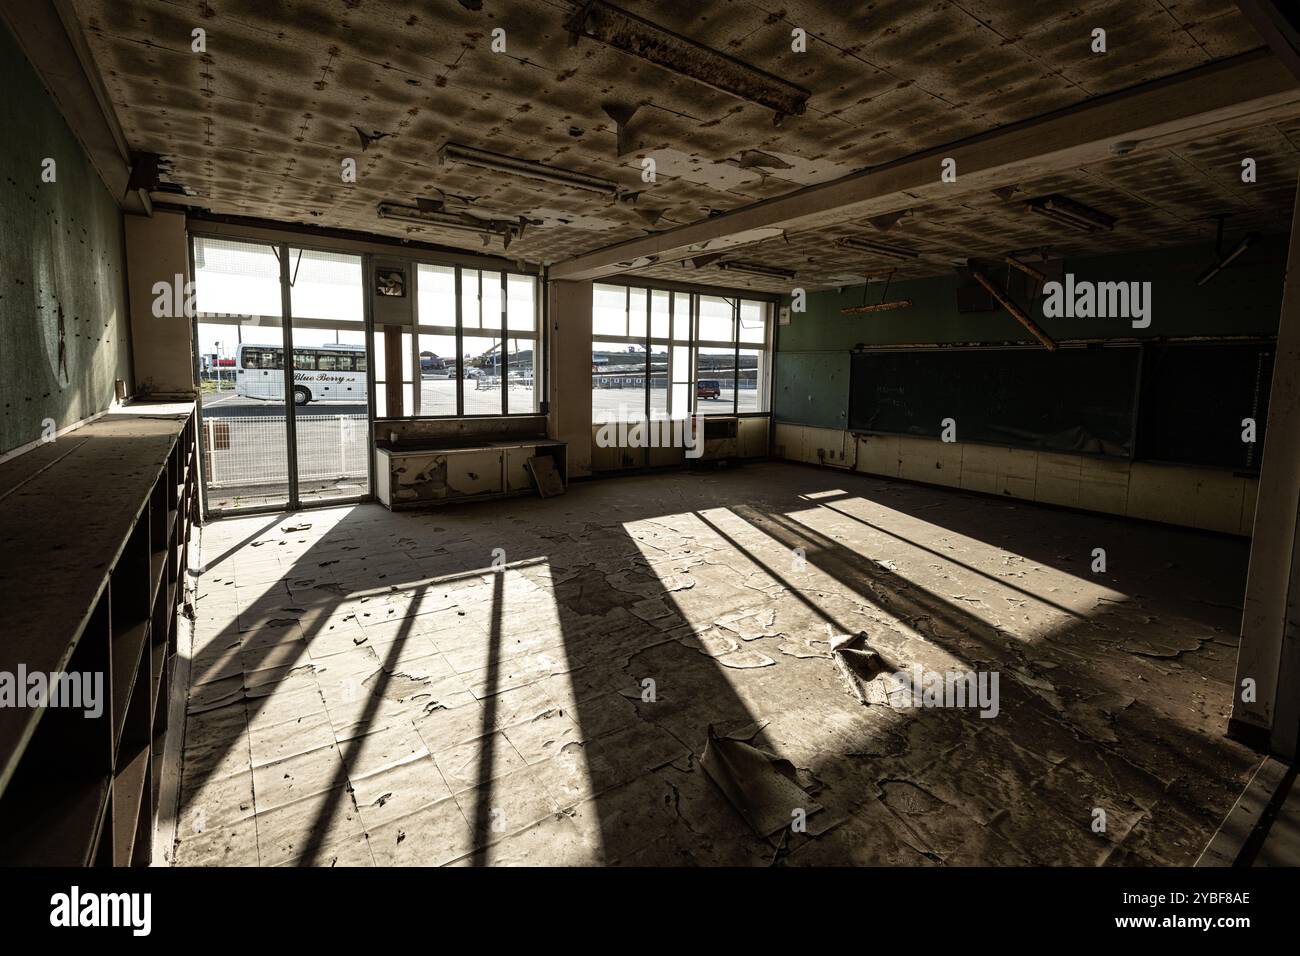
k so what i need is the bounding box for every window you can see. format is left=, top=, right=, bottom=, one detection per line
left=591, top=283, right=772, bottom=421
left=377, top=264, right=540, bottom=419
left=243, top=347, right=281, bottom=370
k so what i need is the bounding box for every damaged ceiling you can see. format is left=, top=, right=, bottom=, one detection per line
left=70, top=0, right=1294, bottom=288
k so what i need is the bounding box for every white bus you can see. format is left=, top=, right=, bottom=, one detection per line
left=236, top=343, right=368, bottom=406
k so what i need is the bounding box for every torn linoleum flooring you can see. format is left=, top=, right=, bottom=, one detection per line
left=177, top=464, right=1257, bottom=866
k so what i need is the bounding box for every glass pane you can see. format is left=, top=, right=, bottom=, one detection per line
left=670, top=344, right=692, bottom=418
left=462, top=333, right=503, bottom=415
left=739, top=299, right=768, bottom=345
left=289, top=248, right=363, bottom=322
left=193, top=236, right=289, bottom=512
left=737, top=348, right=768, bottom=413
left=482, top=271, right=503, bottom=334
left=415, top=265, right=458, bottom=417
left=504, top=336, right=539, bottom=414
left=417, top=332, right=458, bottom=417
left=628, top=288, right=647, bottom=338
left=507, top=275, right=536, bottom=332
left=593, top=283, right=627, bottom=336
left=649, top=341, right=669, bottom=419
left=193, top=235, right=281, bottom=321
left=698, top=295, right=734, bottom=343
left=696, top=346, right=734, bottom=412
left=290, top=248, right=368, bottom=504
left=461, top=269, right=482, bottom=330
left=417, top=264, right=456, bottom=328
left=650, top=290, right=670, bottom=339
left=672, top=292, right=691, bottom=342
left=593, top=338, right=644, bottom=423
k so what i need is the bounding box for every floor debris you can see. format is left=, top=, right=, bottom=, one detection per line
left=831, top=630, right=893, bottom=705
left=700, top=724, right=823, bottom=837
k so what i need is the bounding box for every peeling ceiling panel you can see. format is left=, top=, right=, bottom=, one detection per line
left=69, top=0, right=1280, bottom=278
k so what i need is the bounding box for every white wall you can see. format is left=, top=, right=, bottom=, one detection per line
left=775, top=424, right=1258, bottom=536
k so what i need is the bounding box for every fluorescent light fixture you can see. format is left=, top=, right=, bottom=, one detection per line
left=1025, top=194, right=1116, bottom=232
left=835, top=236, right=920, bottom=261
left=1197, top=233, right=1258, bottom=286
left=715, top=260, right=796, bottom=280
left=438, top=143, right=619, bottom=197
left=563, top=0, right=810, bottom=121
left=376, top=201, right=524, bottom=249
left=840, top=299, right=913, bottom=314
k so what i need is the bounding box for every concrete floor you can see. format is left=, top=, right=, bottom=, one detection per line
left=176, top=462, right=1260, bottom=866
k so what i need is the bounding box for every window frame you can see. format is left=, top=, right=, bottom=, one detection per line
left=592, top=281, right=775, bottom=422
left=375, top=262, right=543, bottom=421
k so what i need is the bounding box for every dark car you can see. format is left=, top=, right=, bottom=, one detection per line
left=697, top=379, right=721, bottom=400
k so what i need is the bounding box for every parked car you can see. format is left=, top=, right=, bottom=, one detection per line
left=696, top=379, right=721, bottom=400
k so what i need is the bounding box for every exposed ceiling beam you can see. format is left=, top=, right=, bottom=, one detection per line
left=1237, top=1, right=1300, bottom=84
left=0, top=0, right=149, bottom=214
left=551, top=52, right=1300, bottom=283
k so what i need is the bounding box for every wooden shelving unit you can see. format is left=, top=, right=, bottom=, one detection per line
left=0, top=402, right=198, bottom=866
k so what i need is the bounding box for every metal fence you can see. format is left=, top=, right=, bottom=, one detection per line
left=204, top=415, right=368, bottom=488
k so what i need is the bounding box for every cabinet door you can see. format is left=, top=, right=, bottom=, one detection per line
left=505, top=446, right=536, bottom=493
left=446, top=449, right=503, bottom=497
left=390, top=452, right=450, bottom=504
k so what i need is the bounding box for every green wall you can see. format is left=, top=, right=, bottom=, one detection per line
left=774, top=240, right=1288, bottom=428
left=0, top=23, right=131, bottom=456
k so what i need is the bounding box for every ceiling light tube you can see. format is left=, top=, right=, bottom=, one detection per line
left=840, top=300, right=913, bottom=314
left=377, top=202, right=523, bottom=248
left=835, top=236, right=919, bottom=261
left=438, top=143, right=620, bottom=197
left=563, top=0, right=810, bottom=120
left=1025, top=195, right=1116, bottom=232
left=715, top=260, right=796, bottom=279
left=1196, top=233, right=1259, bottom=286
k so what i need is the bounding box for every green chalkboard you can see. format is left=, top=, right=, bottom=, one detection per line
left=849, top=346, right=1141, bottom=457
left=1136, top=342, right=1273, bottom=471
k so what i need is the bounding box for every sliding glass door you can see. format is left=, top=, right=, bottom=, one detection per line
left=287, top=248, right=368, bottom=505
left=193, top=237, right=291, bottom=512
left=192, top=236, right=372, bottom=514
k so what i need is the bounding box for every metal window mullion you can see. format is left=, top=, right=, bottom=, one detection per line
left=666, top=292, right=675, bottom=419
left=647, top=291, right=655, bottom=421
left=279, top=241, right=300, bottom=511
left=188, top=235, right=212, bottom=520
left=501, top=271, right=508, bottom=417
left=539, top=269, right=549, bottom=416
left=733, top=297, right=740, bottom=416
left=363, top=253, right=377, bottom=499
left=691, top=292, right=699, bottom=418
left=410, top=265, right=421, bottom=417
left=455, top=267, right=464, bottom=417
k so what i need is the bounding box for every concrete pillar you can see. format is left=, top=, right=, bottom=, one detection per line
left=548, top=279, right=592, bottom=478
left=124, top=209, right=195, bottom=398
left=1233, top=172, right=1300, bottom=758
